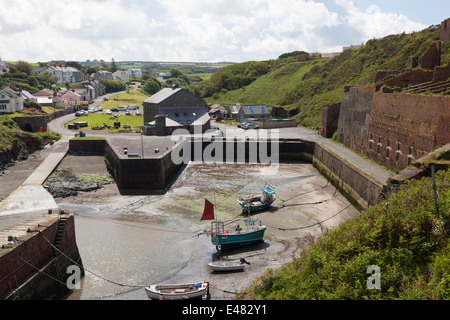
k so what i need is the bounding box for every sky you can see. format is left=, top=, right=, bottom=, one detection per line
left=0, top=0, right=449, bottom=63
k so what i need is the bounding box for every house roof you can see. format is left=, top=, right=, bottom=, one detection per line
left=34, top=89, right=54, bottom=96
left=241, top=105, right=269, bottom=115
left=21, top=90, right=35, bottom=100
left=144, top=87, right=183, bottom=104
left=157, top=106, right=209, bottom=127
left=0, top=86, right=19, bottom=98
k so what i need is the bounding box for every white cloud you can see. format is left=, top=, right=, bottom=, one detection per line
left=0, top=0, right=429, bottom=63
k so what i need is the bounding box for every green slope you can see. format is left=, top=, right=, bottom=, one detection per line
left=238, top=169, right=450, bottom=300
left=201, top=25, right=450, bottom=129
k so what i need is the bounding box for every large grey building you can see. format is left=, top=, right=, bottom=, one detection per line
left=143, top=87, right=210, bottom=134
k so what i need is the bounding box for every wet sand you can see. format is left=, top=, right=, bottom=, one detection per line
left=52, top=155, right=358, bottom=300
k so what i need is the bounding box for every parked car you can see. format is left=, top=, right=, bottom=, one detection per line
left=88, top=107, right=95, bottom=113
left=118, top=106, right=127, bottom=111
left=75, top=110, right=85, bottom=117
left=111, top=108, right=118, bottom=112
left=127, top=105, right=137, bottom=110
left=136, top=110, right=142, bottom=115
left=125, top=110, right=131, bottom=115
left=211, top=130, right=223, bottom=137
left=244, top=123, right=259, bottom=130
left=105, top=109, right=112, bottom=115
left=237, top=122, right=250, bottom=128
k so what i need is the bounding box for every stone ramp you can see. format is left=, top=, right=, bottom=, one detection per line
left=0, top=140, right=68, bottom=217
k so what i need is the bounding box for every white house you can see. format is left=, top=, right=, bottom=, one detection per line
left=33, top=66, right=82, bottom=84
left=0, top=57, right=7, bottom=75
left=125, top=68, right=142, bottom=79
left=0, top=87, right=24, bottom=113
left=113, top=70, right=130, bottom=83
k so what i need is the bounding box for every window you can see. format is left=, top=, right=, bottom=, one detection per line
left=175, top=113, right=179, bottom=117
left=183, top=112, right=188, bottom=117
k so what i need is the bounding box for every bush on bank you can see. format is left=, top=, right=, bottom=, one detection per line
left=238, top=170, right=450, bottom=300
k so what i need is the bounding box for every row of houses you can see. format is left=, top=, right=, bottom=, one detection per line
left=0, top=78, right=106, bottom=113
left=32, top=66, right=143, bottom=84
left=209, top=103, right=270, bottom=122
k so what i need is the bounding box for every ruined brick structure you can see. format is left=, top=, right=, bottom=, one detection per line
left=321, top=102, right=341, bottom=138
left=441, top=18, right=450, bottom=42
left=335, top=18, right=450, bottom=172
left=420, top=41, right=441, bottom=70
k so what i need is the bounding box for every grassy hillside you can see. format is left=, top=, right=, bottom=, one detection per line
left=238, top=169, right=450, bottom=300
left=201, top=25, right=450, bottom=129
left=0, top=115, right=60, bottom=168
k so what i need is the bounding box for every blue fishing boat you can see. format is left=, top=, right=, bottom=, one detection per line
left=201, top=199, right=266, bottom=251
left=237, top=186, right=276, bottom=212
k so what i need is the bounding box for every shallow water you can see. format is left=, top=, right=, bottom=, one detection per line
left=60, top=204, right=206, bottom=300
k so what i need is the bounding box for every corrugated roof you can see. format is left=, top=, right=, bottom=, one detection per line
left=241, top=105, right=269, bottom=115
left=144, top=88, right=182, bottom=104
left=158, top=106, right=208, bottom=126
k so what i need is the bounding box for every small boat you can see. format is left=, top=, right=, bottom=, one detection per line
left=238, top=186, right=276, bottom=212
left=208, top=258, right=250, bottom=272
left=201, top=199, right=266, bottom=251
left=210, top=219, right=266, bottom=251
left=144, top=281, right=210, bottom=300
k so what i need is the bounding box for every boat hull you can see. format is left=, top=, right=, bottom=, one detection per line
left=238, top=200, right=274, bottom=212
left=208, top=262, right=245, bottom=272
left=144, top=282, right=209, bottom=300
left=211, top=227, right=266, bottom=251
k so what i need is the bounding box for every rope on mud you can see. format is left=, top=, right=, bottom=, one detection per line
left=208, top=282, right=240, bottom=295
left=41, top=234, right=145, bottom=289
left=266, top=182, right=371, bottom=232
left=75, top=213, right=202, bottom=236
left=265, top=202, right=353, bottom=231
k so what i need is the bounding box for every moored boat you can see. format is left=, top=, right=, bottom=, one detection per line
left=238, top=186, right=276, bottom=212
left=201, top=199, right=266, bottom=251
left=144, top=281, right=210, bottom=300
left=209, top=219, right=266, bottom=251
left=208, top=258, right=250, bottom=272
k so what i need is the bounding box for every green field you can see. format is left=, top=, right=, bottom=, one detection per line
left=100, top=90, right=148, bottom=109
left=66, top=113, right=144, bottom=132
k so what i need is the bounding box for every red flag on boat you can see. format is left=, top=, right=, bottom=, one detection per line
left=201, top=199, right=215, bottom=221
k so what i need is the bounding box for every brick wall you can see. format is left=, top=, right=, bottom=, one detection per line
left=356, top=92, right=450, bottom=172
left=336, top=86, right=374, bottom=146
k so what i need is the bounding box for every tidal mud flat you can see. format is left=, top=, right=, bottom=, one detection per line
left=52, top=154, right=358, bottom=300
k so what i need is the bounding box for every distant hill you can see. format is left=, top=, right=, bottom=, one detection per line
left=201, top=25, right=450, bottom=129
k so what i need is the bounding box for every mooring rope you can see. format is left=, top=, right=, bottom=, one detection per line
left=41, top=234, right=144, bottom=288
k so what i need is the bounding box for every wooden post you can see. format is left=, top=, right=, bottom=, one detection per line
left=431, top=165, right=439, bottom=215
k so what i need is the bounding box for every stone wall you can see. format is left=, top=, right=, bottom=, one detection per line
left=69, top=138, right=106, bottom=155
left=104, top=139, right=182, bottom=191
left=0, top=212, right=82, bottom=300
left=13, top=116, right=47, bottom=132
left=312, top=142, right=384, bottom=208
